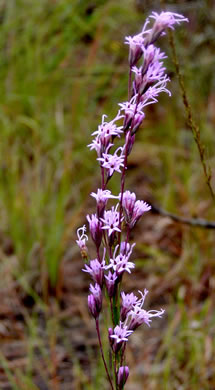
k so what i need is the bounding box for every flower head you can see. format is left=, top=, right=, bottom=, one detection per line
left=131, top=200, right=151, bottom=227
left=111, top=321, right=133, bottom=343
left=119, top=97, right=145, bottom=132
left=88, top=113, right=123, bottom=157
left=144, top=11, right=188, bottom=45
left=83, top=258, right=105, bottom=286
left=125, top=19, right=151, bottom=66
left=127, top=289, right=165, bottom=330
left=121, top=291, right=138, bottom=321
left=105, top=271, right=118, bottom=297
left=142, top=45, right=166, bottom=73
left=105, top=244, right=135, bottom=275
left=125, top=34, right=144, bottom=67
left=150, top=11, right=188, bottom=31
left=110, top=321, right=133, bottom=352
left=120, top=241, right=136, bottom=256
left=76, top=225, right=88, bottom=258
left=101, top=205, right=122, bottom=236
left=91, top=189, right=118, bottom=217
left=97, top=147, right=125, bottom=177
left=92, top=113, right=123, bottom=139
left=121, top=190, right=151, bottom=228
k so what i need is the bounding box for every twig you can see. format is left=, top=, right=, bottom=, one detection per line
left=151, top=204, right=215, bottom=229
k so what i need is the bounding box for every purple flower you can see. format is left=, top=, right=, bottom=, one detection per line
left=86, top=213, right=103, bottom=248
left=111, top=322, right=133, bottom=343
left=97, top=147, right=125, bottom=177
left=145, top=11, right=188, bottom=45
left=88, top=113, right=123, bottom=157
left=133, top=60, right=166, bottom=87
left=105, top=271, right=118, bottom=297
left=131, top=200, right=151, bottom=227
left=92, top=113, right=123, bottom=139
left=88, top=135, right=107, bottom=157
left=125, top=19, right=151, bottom=66
left=132, top=45, right=168, bottom=96
left=76, top=225, right=88, bottom=257
left=125, top=34, right=145, bottom=67
left=127, top=289, right=165, bottom=330
left=106, top=244, right=135, bottom=275
left=117, top=366, right=129, bottom=389
left=120, top=291, right=138, bottom=321
left=91, top=188, right=118, bottom=217
left=110, top=321, right=133, bottom=351
left=88, top=283, right=102, bottom=319
left=82, top=258, right=105, bottom=286
left=112, top=254, right=135, bottom=274
left=142, top=77, right=171, bottom=102
left=121, top=190, right=151, bottom=228
left=142, top=45, right=166, bottom=73
left=150, top=11, right=188, bottom=31
left=122, top=190, right=136, bottom=220
left=101, top=205, right=122, bottom=236
left=119, top=97, right=145, bottom=132
left=120, top=241, right=136, bottom=256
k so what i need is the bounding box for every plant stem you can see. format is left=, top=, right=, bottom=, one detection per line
left=114, top=352, right=118, bottom=390
left=118, top=132, right=130, bottom=246
left=112, top=284, right=120, bottom=326
left=128, top=67, right=132, bottom=100
left=120, top=342, right=126, bottom=367
left=110, top=297, right=115, bottom=326
left=101, top=166, right=105, bottom=190
left=168, top=29, right=215, bottom=202
left=95, top=318, right=114, bottom=390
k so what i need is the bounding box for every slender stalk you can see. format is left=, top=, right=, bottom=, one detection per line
left=118, top=132, right=130, bottom=246
left=114, top=352, right=118, bottom=390
left=120, top=342, right=126, bottom=367
left=110, top=297, right=115, bottom=326
left=101, top=166, right=105, bottom=190
left=128, top=67, right=132, bottom=100
left=95, top=318, right=114, bottom=390
left=112, top=284, right=120, bottom=326
left=168, top=29, right=215, bottom=202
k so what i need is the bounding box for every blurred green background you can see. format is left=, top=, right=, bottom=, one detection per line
left=0, top=0, right=215, bottom=389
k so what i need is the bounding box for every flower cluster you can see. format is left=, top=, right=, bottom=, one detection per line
left=77, top=10, right=187, bottom=389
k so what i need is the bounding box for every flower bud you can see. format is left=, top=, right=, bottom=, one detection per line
left=87, top=214, right=103, bottom=249
left=117, top=366, right=129, bottom=389
left=88, top=294, right=99, bottom=319
left=88, top=284, right=102, bottom=319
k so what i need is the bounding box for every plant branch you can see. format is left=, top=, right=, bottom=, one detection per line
left=151, top=204, right=215, bottom=229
